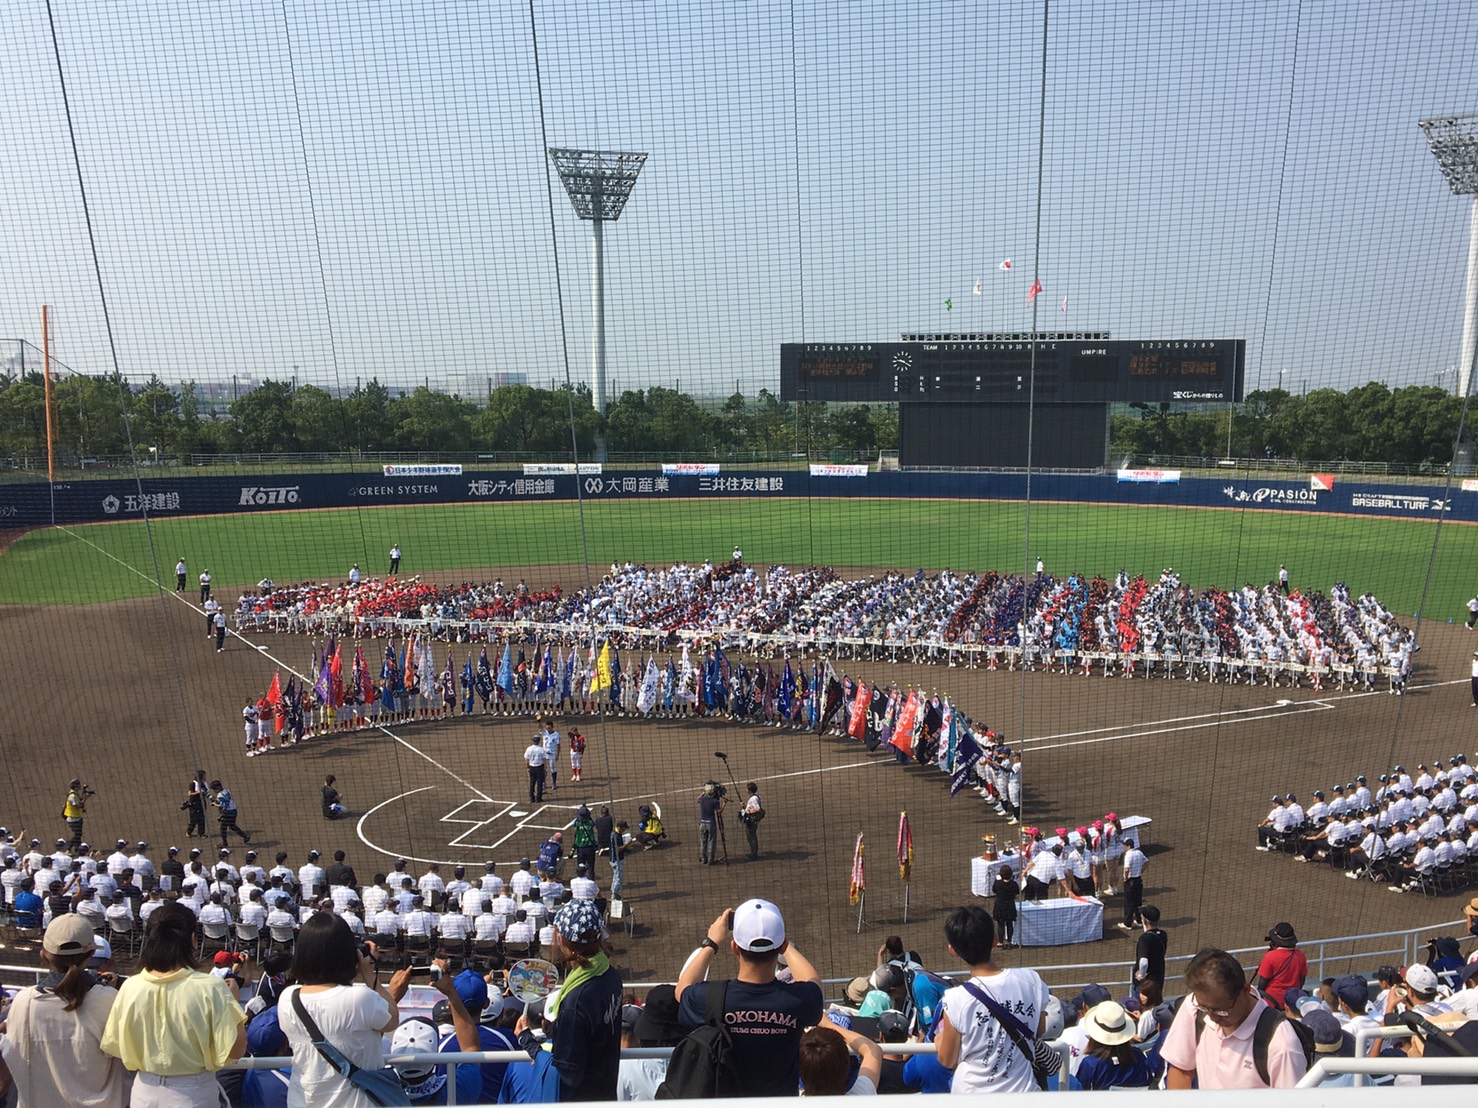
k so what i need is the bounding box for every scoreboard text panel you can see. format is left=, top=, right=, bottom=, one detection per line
left=780, top=339, right=1244, bottom=404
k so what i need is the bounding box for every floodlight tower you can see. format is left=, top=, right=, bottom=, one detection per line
left=548, top=148, right=648, bottom=423
left=1419, top=115, right=1478, bottom=406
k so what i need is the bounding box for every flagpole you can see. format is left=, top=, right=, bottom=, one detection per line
left=856, top=888, right=866, bottom=934
left=903, top=881, right=910, bottom=923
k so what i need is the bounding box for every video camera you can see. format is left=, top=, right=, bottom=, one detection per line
left=71, top=780, right=97, bottom=799
left=704, top=780, right=728, bottom=800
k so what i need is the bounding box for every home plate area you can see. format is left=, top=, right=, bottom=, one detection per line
left=440, top=798, right=579, bottom=854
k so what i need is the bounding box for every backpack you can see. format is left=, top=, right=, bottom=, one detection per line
left=656, top=981, right=744, bottom=1098
left=1194, top=1005, right=1316, bottom=1085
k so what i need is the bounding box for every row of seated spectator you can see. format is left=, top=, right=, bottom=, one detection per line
left=3, top=896, right=1478, bottom=1103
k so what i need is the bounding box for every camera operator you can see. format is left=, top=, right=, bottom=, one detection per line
left=741, top=782, right=765, bottom=861
left=698, top=782, right=725, bottom=865
left=62, top=780, right=91, bottom=848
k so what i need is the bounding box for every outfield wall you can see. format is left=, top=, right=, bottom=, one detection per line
left=0, top=469, right=1467, bottom=527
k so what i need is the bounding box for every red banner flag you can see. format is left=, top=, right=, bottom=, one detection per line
left=265, top=670, right=283, bottom=734
left=847, top=681, right=870, bottom=739
left=891, top=691, right=919, bottom=756
left=1027, top=277, right=1043, bottom=301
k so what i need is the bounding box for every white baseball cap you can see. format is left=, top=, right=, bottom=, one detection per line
left=1404, top=963, right=1441, bottom=996
left=731, top=898, right=786, bottom=953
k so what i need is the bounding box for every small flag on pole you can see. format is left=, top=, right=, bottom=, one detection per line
left=898, top=812, right=913, bottom=884
left=999, top=258, right=1012, bottom=271
left=1027, top=277, right=1043, bottom=301
left=945, top=298, right=953, bottom=311
left=972, top=280, right=982, bottom=296
left=1060, top=294, right=1069, bottom=314
left=849, top=833, right=866, bottom=905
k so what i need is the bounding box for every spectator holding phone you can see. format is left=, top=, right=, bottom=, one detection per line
left=800, top=1020, right=883, bottom=1094
left=276, top=916, right=411, bottom=1107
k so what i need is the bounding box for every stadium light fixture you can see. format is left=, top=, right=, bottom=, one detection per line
left=1418, top=114, right=1478, bottom=401
left=548, top=148, right=648, bottom=421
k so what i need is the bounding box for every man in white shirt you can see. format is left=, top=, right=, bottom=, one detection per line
left=361, top=875, right=390, bottom=916
left=103, top=891, right=136, bottom=932
left=393, top=877, right=417, bottom=914
left=214, top=849, right=240, bottom=884
left=338, top=900, right=366, bottom=937
left=401, top=896, right=434, bottom=939
left=0, top=857, right=23, bottom=906
left=503, top=909, right=536, bottom=945
left=199, top=568, right=212, bottom=602
left=88, top=867, right=118, bottom=902
left=128, top=843, right=156, bottom=884
left=239, top=888, right=268, bottom=931
left=460, top=883, right=486, bottom=918
left=1119, top=838, right=1148, bottom=930
left=1023, top=844, right=1065, bottom=901
left=510, top=859, right=538, bottom=900
left=418, top=863, right=446, bottom=909
left=538, top=875, right=565, bottom=906
left=438, top=900, right=471, bottom=946
left=240, top=851, right=267, bottom=887
left=329, top=882, right=360, bottom=913
left=298, top=850, right=325, bottom=900
left=478, top=861, right=504, bottom=896
left=1446, top=963, right=1478, bottom=1018
left=570, top=864, right=599, bottom=902
left=542, top=726, right=562, bottom=791
left=266, top=894, right=298, bottom=935
left=140, top=888, right=167, bottom=925
left=106, top=840, right=131, bottom=877
left=445, top=865, right=471, bottom=904
left=473, top=911, right=504, bottom=942
left=198, top=893, right=233, bottom=932
left=488, top=889, right=516, bottom=921
left=368, top=901, right=400, bottom=946
left=524, top=738, right=548, bottom=803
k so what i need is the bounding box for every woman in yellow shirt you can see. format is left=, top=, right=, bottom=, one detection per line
left=101, top=902, right=246, bottom=1107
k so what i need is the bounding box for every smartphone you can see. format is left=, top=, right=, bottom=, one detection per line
left=725, top=909, right=734, bottom=932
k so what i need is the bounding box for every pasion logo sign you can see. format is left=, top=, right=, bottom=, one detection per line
left=238, top=486, right=301, bottom=507
left=1222, top=485, right=1319, bottom=506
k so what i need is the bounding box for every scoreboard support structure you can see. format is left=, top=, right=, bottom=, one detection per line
left=780, top=335, right=1245, bottom=469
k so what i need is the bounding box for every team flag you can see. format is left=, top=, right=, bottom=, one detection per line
left=999, top=258, right=1012, bottom=270
left=849, top=832, right=866, bottom=905
left=1060, top=294, right=1069, bottom=314
left=590, top=640, right=614, bottom=694
left=265, top=671, right=283, bottom=733
left=945, top=298, right=953, bottom=311
left=497, top=643, right=514, bottom=695
left=898, top=812, right=913, bottom=884
left=847, top=681, right=870, bottom=739
left=1027, top=277, right=1043, bottom=301
left=938, top=697, right=956, bottom=772
left=637, top=657, right=659, bottom=715
left=891, top=690, right=919, bottom=757
left=950, top=730, right=984, bottom=796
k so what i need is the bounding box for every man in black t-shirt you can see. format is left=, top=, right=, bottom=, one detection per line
left=321, top=775, right=346, bottom=820
left=697, top=783, right=724, bottom=865
left=676, top=898, right=824, bottom=1096
left=1134, top=904, right=1168, bottom=987
left=325, top=849, right=357, bottom=890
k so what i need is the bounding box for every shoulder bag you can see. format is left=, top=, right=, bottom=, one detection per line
left=960, top=979, right=1058, bottom=1089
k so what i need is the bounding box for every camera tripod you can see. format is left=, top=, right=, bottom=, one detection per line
left=711, top=751, right=747, bottom=866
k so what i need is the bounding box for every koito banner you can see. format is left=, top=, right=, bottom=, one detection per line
left=1116, top=468, right=1181, bottom=484
left=809, top=464, right=868, bottom=477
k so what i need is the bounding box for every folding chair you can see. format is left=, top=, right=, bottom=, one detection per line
left=107, top=918, right=140, bottom=959
left=234, top=920, right=263, bottom=960
left=199, top=919, right=231, bottom=958
left=266, top=923, right=297, bottom=958
left=403, top=934, right=433, bottom=967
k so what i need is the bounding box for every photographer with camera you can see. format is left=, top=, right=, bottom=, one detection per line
left=63, top=780, right=92, bottom=849
left=741, top=782, right=765, bottom=861
left=697, top=782, right=726, bottom=865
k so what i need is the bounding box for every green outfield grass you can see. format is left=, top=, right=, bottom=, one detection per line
left=2, top=498, right=1474, bottom=619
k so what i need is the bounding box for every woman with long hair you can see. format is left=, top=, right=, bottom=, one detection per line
left=4, top=914, right=130, bottom=1106
left=101, top=901, right=246, bottom=1106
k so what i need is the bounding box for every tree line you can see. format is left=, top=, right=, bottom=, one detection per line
left=0, top=374, right=899, bottom=461
left=0, top=372, right=1464, bottom=466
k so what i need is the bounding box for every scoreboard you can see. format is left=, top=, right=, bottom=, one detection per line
left=780, top=338, right=1245, bottom=404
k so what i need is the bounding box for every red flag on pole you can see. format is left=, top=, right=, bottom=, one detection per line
left=847, top=681, right=870, bottom=739
left=1027, top=277, right=1043, bottom=301
left=849, top=833, right=866, bottom=905
left=265, top=670, right=283, bottom=734
left=891, top=691, right=919, bottom=757
left=898, top=812, right=913, bottom=884
left=999, top=258, right=1012, bottom=271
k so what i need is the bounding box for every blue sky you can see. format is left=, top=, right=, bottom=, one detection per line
left=1, top=0, right=1475, bottom=398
